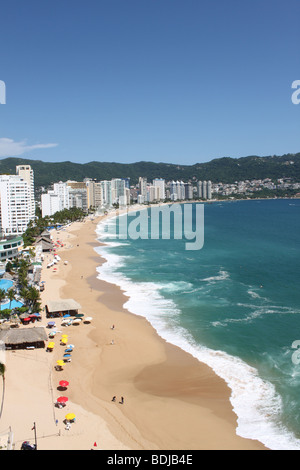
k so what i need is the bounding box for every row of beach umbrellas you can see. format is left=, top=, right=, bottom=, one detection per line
left=56, top=382, right=75, bottom=422
left=48, top=314, right=93, bottom=329
left=56, top=339, right=76, bottom=422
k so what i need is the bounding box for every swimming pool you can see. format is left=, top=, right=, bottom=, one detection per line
left=0, top=279, right=13, bottom=291
left=0, top=300, right=24, bottom=310
left=0, top=279, right=24, bottom=310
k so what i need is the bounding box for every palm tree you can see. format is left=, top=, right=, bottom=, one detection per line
left=27, top=286, right=41, bottom=312
left=6, top=289, right=15, bottom=311
left=19, top=287, right=29, bottom=308
left=0, top=288, right=6, bottom=314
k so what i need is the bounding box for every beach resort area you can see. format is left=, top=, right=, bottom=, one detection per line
left=0, top=212, right=267, bottom=451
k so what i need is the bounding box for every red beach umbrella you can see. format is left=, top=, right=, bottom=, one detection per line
left=57, top=396, right=68, bottom=403
left=59, top=380, right=69, bottom=388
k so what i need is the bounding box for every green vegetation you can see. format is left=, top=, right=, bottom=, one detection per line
left=0, top=256, right=42, bottom=321
left=22, top=206, right=86, bottom=247
left=0, top=153, right=299, bottom=189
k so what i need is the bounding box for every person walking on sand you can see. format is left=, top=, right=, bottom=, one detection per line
left=119, top=396, right=124, bottom=404
left=112, top=396, right=116, bottom=402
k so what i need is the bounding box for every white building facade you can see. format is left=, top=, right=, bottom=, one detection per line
left=41, top=181, right=70, bottom=217
left=153, top=178, right=165, bottom=200
left=16, top=165, right=35, bottom=220
left=0, top=172, right=35, bottom=235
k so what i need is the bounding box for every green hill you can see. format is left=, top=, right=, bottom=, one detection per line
left=0, top=153, right=299, bottom=188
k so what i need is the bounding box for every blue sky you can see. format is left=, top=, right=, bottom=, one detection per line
left=0, top=0, right=299, bottom=165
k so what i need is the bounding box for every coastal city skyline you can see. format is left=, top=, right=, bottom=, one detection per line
left=1, top=161, right=299, bottom=240
left=0, top=1, right=299, bottom=165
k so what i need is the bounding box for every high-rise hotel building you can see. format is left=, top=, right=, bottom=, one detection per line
left=0, top=165, right=35, bottom=236
left=16, top=165, right=35, bottom=220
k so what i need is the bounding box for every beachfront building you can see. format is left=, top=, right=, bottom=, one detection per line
left=41, top=181, right=70, bottom=217
left=16, top=165, right=35, bottom=221
left=0, top=326, right=48, bottom=350
left=170, top=181, right=186, bottom=201
left=138, top=177, right=147, bottom=203
left=197, top=180, right=212, bottom=200
left=0, top=235, right=23, bottom=262
left=197, top=180, right=202, bottom=198
left=67, top=181, right=88, bottom=212
left=207, top=180, right=212, bottom=199
left=146, top=184, right=160, bottom=202
left=185, top=182, right=194, bottom=200
left=0, top=169, right=36, bottom=235
left=41, top=191, right=60, bottom=217
left=86, top=179, right=103, bottom=210
left=111, top=178, right=127, bottom=205
left=153, top=178, right=166, bottom=201
left=45, top=298, right=81, bottom=318
left=101, top=180, right=112, bottom=207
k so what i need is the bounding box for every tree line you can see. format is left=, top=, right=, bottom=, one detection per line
left=22, top=206, right=86, bottom=247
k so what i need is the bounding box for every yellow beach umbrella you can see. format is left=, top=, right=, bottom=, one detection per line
left=61, top=339, right=67, bottom=344
left=56, top=360, right=64, bottom=366
left=62, top=334, right=68, bottom=338
left=65, top=413, right=76, bottom=421
left=48, top=342, right=55, bottom=349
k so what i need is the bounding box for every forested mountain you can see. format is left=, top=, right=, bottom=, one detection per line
left=0, top=153, right=299, bottom=188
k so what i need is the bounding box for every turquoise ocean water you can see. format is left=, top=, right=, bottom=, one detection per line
left=95, top=199, right=300, bottom=450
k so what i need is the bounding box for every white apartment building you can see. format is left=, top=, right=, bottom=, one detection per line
left=153, top=178, right=165, bottom=200
left=0, top=173, right=34, bottom=235
left=86, top=180, right=103, bottom=209
left=41, top=181, right=70, bottom=217
left=147, top=185, right=160, bottom=202
left=41, top=192, right=60, bottom=217
left=170, top=181, right=186, bottom=200
left=111, top=178, right=126, bottom=205
left=197, top=180, right=212, bottom=199
left=16, top=165, right=35, bottom=220
left=101, top=180, right=112, bottom=207
left=139, top=177, right=147, bottom=198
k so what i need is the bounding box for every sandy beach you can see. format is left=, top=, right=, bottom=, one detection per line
left=0, top=212, right=267, bottom=450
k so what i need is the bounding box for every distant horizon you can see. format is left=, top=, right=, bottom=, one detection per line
left=0, top=149, right=299, bottom=167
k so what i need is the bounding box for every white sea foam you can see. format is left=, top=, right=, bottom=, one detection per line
left=202, top=269, right=230, bottom=283
left=93, top=218, right=300, bottom=450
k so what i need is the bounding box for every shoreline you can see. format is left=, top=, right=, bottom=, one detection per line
left=0, top=211, right=267, bottom=450
left=49, top=214, right=267, bottom=449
